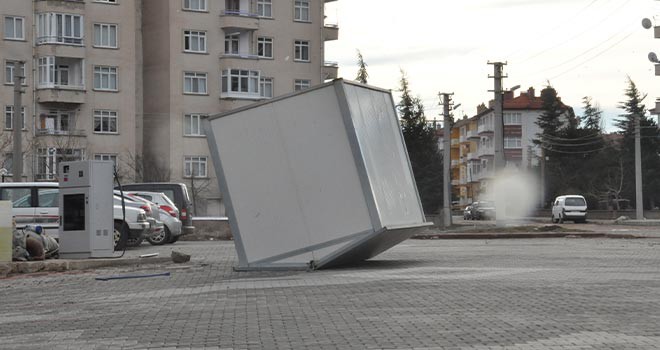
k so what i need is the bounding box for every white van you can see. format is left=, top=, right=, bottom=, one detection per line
left=552, top=195, right=588, bottom=223
left=0, top=182, right=60, bottom=235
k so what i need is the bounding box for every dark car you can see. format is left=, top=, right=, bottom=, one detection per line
left=473, top=201, right=495, bottom=220
left=463, top=204, right=475, bottom=220
left=116, top=183, right=194, bottom=237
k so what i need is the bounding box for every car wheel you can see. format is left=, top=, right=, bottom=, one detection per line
left=147, top=226, right=171, bottom=246
left=558, top=214, right=564, bottom=224
left=114, top=221, right=128, bottom=251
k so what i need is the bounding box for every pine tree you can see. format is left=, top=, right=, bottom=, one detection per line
left=535, top=85, right=563, bottom=146
left=397, top=70, right=443, bottom=213
left=581, top=96, right=602, bottom=131
left=615, top=77, right=660, bottom=209
left=355, top=50, right=369, bottom=84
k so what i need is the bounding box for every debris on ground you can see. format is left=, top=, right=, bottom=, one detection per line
left=171, top=251, right=191, bottom=263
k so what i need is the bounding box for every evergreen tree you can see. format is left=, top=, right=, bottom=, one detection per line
left=355, top=50, right=369, bottom=84
left=397, top=70, right=443, bottom=213
left=535, top=85, right=563, bottom=146
left=581, top=96, right=602, bottom=131
left=615, top=77, right=660, bottom=209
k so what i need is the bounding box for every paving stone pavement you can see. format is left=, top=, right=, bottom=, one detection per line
left=1, top=238, right=659, bottom=350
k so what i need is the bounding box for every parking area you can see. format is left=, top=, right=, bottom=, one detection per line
left=1, top=237, right=660, bottom=349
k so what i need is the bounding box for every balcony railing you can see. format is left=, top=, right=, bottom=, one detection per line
left=221, top=10, right=259, bottom=17
left=467, top=130, right=479, bottom=139
left=36, top=129, right=86, bottom=137
left=220, top=52, right=259, bottom=60
left=478, top=146, right=494, bottom=157
left=478, top=124, right=494, bottom=134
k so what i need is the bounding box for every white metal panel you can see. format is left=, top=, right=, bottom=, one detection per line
left=210, top=105, right=313, bottom=264
left=270, top=86, right=373, bottom=255
left=342, top=84, right=424, bottom=227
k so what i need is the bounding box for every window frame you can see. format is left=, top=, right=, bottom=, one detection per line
left=93, top=109, right=119, bottom=134
left=94, top=154, right=118, bottom=170
left=221, top=69, right=261, bottom=99
left=184, top=156, right=208, bottom=178
left=93, top=23, right=118, bottom=48
left=257, top=0, right=272, bottom=18
left=5, top=61, right=27, bottom=86
left=503, top=136, right=522, bottom=149
left=260, top=77, right=273, bottom=98
left=294, top=40, right=310, bottom=62
left=36, top=13, right=84, bottom=46
left=294, top=79, right=311, bottom=91
left=183, top=72, right=208, bottom=95
left=257, top=37, right=273, bottom=59
left=4, top=16, right=25, bottom=40
left=93, top=65, right=119, bottom=91
left=184, top=113, right=206, bottom=137
left=184, top=30, right=207, bottom=53
left=294, top=0, right=310, bottom=22
left=503, top=112, right=522, bottom=125
left=183, top=0, right=208, bottom=12
left=4, top=106, right=26, bottom=130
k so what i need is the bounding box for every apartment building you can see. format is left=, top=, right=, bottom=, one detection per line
left=449, top=87, right=573, bottom=206
left=142, top=0, right=338, bottom=216
left=0, top=0, right=143, bottom=181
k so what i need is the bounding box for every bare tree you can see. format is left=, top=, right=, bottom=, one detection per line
left=189, top=174, right=211, bottom=216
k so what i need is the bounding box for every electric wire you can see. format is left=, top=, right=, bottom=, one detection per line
left=515, top=0, right=633, bottom=65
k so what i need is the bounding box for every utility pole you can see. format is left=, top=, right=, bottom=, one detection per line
left=12, top=61, right=25, bottom=183
left=439, top=92, right=454, bottom=228
left=635, top=113, right=644, bottom=219
left=488, top=62, right=506, bottom=171
left=540, top=148, right=546, bottom=208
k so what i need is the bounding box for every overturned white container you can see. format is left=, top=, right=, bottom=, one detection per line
left=204, top=79, right=430, bottom=270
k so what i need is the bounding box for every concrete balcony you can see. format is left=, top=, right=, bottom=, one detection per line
left=467, top=129, right=479, bottom=139
left=451, top=160, right=459, bottom=167
left=459, top=135, right=467, bottom=143
left=468, top=152, right=479, bottom=161
left=220, top=52, right=259, bottom=60
left=35, top=0, right=85, bottom=14
left=36, top=87, right=85, bottom=104
left=323, top=61, right=338, bottom=80
left=451, top=139, right=459, bottom=148
left=478, top=146, right=494, bottom=158
left=478, top=124, right=494, bottom=134
left=220, top=11, right=259, bottom=31
left=35, top=128, right=86, bottom=137
left=324, top=24, right=339, bottom=41
left=478, top=169, right=494, bottom=180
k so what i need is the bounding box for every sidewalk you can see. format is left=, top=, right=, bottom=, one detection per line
left=0, top=255, right=171, bottom=278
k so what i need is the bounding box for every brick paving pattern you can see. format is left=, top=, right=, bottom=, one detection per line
left=1, top=238, right=659, bottom=349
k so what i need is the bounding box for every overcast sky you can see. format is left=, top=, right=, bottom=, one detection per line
left=325, top=0, right=660, bottom=132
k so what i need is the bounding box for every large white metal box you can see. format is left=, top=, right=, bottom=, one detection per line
left=205, top=80, right=430, bottom=270
left=58, top=161, right=114, bottom=259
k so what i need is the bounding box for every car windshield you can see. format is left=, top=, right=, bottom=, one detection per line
left=565, top=197, right=586, bottom=206
left=479, top=201, right=494, bottom=208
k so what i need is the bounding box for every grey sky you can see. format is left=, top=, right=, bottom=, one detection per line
left=325, top=0, right=659, bottom=131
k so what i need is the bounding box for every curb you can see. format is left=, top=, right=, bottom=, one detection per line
left=413, top=232, right=649, bottom=240
left=0, top=257, right=172, bottom=279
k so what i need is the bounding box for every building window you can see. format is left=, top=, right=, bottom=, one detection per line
left=38, top=57, right=84, bottom=88
left=94, top=154, right=118, bottom=170
left=4, top=106, right=25, bottom=130
left=184, top=30, right=206, bottom=53
left=184, top=114, right=206, bottom=136
left=257, top=37, right=273, bottom=58
left=257, top=0, right=272, bottom=17
left=294, top=79, right=311, bottom=91
left=94, top=66, right=118, bottom=91
left=294, top=40, right=309, bottom=62
left=504, top=112, right=522, bottom=125
left=503, top=137, right=522, bottom=149
left=93, top=110, right=118, bottom=133
left=184, top=156, right=207, bottom=177
left=5, top=61, right=26, bottom=85
left=294, top=1, right=310, bottom=22
left=221, top=69, right=260, bottom=99
left=93, top=23, right=118, bottom=48
left=4, top=16, right=24, bottom=40
left=184, top=72, right=207, bottom=94
left=37, top=148, right=84, bottom=180
left=224, top=34, right=239, bottom=55
left=39, top=110, right=74, bottom=134
left=36, top=13, right=84, bottom=45
left=260, top=77, right=273, bottom=98
left=183, top=0, right=207, bottom=11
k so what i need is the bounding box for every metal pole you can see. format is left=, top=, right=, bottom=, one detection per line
left=441, top=93, right=453, bottom=228
left=488, top=62, right=506, bottom=225
left=12, top=62, right=24, bottom=182
left=634, top=113, right=643, bottom=220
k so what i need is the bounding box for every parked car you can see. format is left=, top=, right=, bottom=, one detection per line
left=0, top=182, right=60, bottom=238
left=552, top=195, right=588, bottom=223
left=113, top=205, right=150, bottom=250
left=127, top=191, right=180, bottom=220
left=118, top=183, right=194, bottom=235
left=472, top=201, right=495, bottom=220
left=113, top=194, right=164, bottom=246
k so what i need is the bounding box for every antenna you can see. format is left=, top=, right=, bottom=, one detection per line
left=649, top=52, right=659, bottom=63
left=642, top=18, right=653, bottom=29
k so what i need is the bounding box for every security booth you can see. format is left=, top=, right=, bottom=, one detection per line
left=58, top=161, right=114, bottom=259
left=204, top=79, right=431, bottom=270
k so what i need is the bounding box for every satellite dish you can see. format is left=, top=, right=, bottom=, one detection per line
left=643, top=18, right=653, bottom=29
left=649, top=52, right=659, bottom=63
